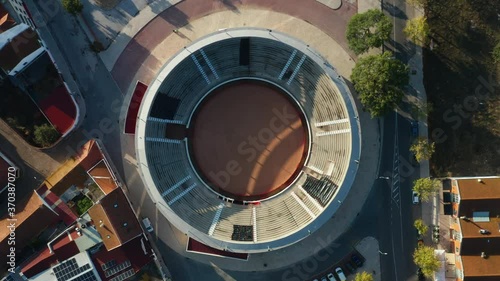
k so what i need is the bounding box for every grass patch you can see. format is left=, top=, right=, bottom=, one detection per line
left=75, top=195, right=93, bottom=215
left=424, top=0, right=500, bottom=176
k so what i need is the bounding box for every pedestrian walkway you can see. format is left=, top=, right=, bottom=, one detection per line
left=76, top=0, right=387, bottom=275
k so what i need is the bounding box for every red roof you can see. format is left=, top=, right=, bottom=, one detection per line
left=91, top=235, right=153, bottom=281
left=39, top=85, right=77, bottom=135
left=21, top=231, right=80, bottom=278
left=78, top=140, right=104, bottom=171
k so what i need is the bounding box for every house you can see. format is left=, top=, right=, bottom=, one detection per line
left=0, top=191, right=59, bottom=272
left=87, top=188, right=143, bottom=251
left=4, top=0, right=34, bottom=29
left=13, top=189, right=152, bottom=281
left=448, top=177, right=500, bottom=281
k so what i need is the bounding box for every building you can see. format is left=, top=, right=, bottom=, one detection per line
left=0, top=4, right=16, bottom=33
left=448, top=177, right=500, bottom=281
left=5, top=0, right=34, bottom=29
left=87, top=188, right=143, bottom=251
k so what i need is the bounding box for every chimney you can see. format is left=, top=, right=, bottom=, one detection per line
left=478, top=178, right=483, bottom=183
left=481, top=252, right=487, bottom=259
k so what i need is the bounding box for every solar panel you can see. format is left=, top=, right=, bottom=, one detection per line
left=109, top=268, right=135, bottom=281
left=104, top=260, right=131, bottom=277
left=101, top=260, right=117, bottom=271
left=53, top=258, right=92, bottom=281
left=71, top=270, right=99, bottom=281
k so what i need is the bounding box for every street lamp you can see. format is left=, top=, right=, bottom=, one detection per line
left=379, top=250, right=388, bottom=255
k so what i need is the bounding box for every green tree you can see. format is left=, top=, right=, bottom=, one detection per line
left=33, top=124, right=60, bottom=147
left=414, top=219, right=428, bottom=236
left=354, top=271, right=374, bottom=281
left=346, top=9, right=393, bottom=55
left=62, top=0, right=83, bottom=15
left=492, top=42, right=500, bottom=63
left=351, top=52, right=409, bottom=117
left=413, top=246, right=441, bottom=278
left=413, top=178, right=440, bottom=202
left=404, top=16, right=430, bottom=46
left=410, top=137, right=435, bottom=162
left=76, top=197, right=93, bottom=215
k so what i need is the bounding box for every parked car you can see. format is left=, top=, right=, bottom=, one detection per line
left=142, top=217, right=154, bottom=233
left=326, top=273, right=336, bottom=281
left=411, top=121, right=419, bottom=137
left=413, top=191, right=420, bottom=204
left=335, top=267, right=346, bottom=281
left=351, top=254, right=363, bottom=267
left=346, top=261, right=356, bottom=273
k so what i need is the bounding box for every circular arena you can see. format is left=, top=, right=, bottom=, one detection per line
left=136, top=28, right=361, bottom=252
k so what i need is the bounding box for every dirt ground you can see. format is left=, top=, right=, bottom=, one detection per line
left=424, top=0, right=500, bottom=176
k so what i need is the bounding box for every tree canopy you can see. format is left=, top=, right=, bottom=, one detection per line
left=351, top=52, right=409, bottom=117
left=404, top=16, right=430, bottom=46
left=62, top=0, right=83, bottom=15
left=413, top=246, right=441, bottom=278
left=413, top=178, right=441, bottom=202
left=33, top=124, right=60, bottom=147
left=346, top=9, right=393, bottom=55
left=414, top=219, right=428, bottom=235
left=354, top=271, right=374, bottom=281
left=493, top=42, right=500, bottom=63
left=410, top=137, right=435, bottom=162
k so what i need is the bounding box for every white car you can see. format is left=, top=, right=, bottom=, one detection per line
left=327, top=273, right=336, bottom=281
left=412, top=191, right=420, bottom=204
left=142, top=217, right=154, bottom=233
left=335, top=267, right=346, bottom=281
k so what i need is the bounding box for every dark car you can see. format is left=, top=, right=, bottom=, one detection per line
left=351, top=254, right=363, bottom=267
left=344, top=262, right=356, bottom=273
left=411, top=121, right=419, bottom=137
left=417, top=268, right=425, bottom=280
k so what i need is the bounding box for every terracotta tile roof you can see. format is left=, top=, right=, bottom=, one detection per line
left=78, top=140, right=104, bottom=171
left=457, top=178, right=500, bottom=200
left=459, top=218, right=500, bottom=239
left=91, top=236, right=152, bottom=281
left=462, top=255, right=500, bottom=280
left=21, top=231, right=79, bottom=278
left=0, top=5, right=16, bottom=33
left=88, top=160, right=117, bottom=195
left=458, top=198, right=500, bottom=217
left=87, top=189, right=142, bottom=251
left=0, top=24, right=40, bottom=72
left=0, top=191, right=59, bottom=271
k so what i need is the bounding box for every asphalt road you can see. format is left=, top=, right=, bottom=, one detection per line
left=18, top=0, right=425, bottom=280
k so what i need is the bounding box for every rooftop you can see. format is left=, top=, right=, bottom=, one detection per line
left=457, top=178, right=500, bottom=200
left=0, top=191, right=59, bottom=271
left=0, top=4, right=16, bottom=33
left=459, top=217, right=500, bottom=239
left=461, top=255, right=500, bottom=280
left=0, top=23, right=40, bottom=72
left=87, top=188, right=142, bottom=251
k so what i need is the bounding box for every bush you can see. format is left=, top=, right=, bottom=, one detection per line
left=76, top=197, right=93, bottom=215
left=493, top=42, right=500, bottom=63
left=33, top=124, right=60, bottom=147
left=62, top=0, right=83, bottom=15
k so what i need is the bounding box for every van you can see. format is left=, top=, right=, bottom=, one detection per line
left=142, top=217, right=154, bottom=233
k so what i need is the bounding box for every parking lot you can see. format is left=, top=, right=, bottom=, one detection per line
left=309, top=249, right=367, bottom=281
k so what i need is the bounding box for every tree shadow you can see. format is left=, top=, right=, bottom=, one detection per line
left=218, top=0, right=241, bottom=14
left=154, top=4, right=193, bottom=31
left=382, top=1, right=408, bottom=20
